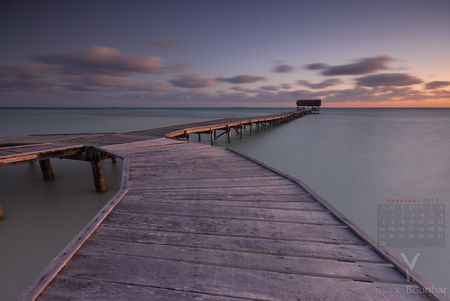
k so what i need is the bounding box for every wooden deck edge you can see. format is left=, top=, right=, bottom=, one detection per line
left=117, top=116, right=242, bottom=134
left=0, top=145, right=85, bottom=160
left=100, top=138, right=187, bottom=151
left=0, top=143, right=53, bottom=150
left=18, top=154, right=130, bottom=301
left=225, top=147, right=449, bottom=301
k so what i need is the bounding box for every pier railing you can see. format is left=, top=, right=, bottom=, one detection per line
left=165, top=110, right=308, bottom=145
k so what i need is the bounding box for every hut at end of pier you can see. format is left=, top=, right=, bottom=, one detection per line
left=296, top=99, right=321, bottom=113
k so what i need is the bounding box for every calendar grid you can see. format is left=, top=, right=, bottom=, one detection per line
left=377, top=204, right=445, bottom=247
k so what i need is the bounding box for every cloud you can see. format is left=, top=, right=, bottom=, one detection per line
left=356, top=73, right=422, bottom=87
left=273, top=64, right=295, bottom=73
left=62, top=74, right=171, bottom=92
left=0, top=62, right=58, bottom=79
left=281, top=83, right=291, bottom=89
left=147, top=37, right=180, bottom=48
left=34, top=46, right=164, bottom=75
left=308, top=55, right=393, bottom=76
left=0, top=62, right=58, bottom=91
left=230, top=86, right=260, bottom=93
left=169, top=73, right=216, bottom=88
left=304, top=63, right=327, bottom=70
left=425, top=81, right=450, bottom=90
left=297, top=79, right=342, bottom=89
left=216, top=74, right=266, bottom=84
left=260, top=85, right=279, bottom=91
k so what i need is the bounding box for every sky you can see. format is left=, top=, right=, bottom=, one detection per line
left=1, top=0, right=450, bottom=108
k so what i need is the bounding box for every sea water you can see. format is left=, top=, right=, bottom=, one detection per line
left=0, top=108, right=449, bottom=299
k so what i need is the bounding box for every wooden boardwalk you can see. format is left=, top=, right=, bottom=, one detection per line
left=0, top=110, right=446, bottom=300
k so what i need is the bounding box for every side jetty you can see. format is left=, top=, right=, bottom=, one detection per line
left=0, top=109, right=446, bottom=300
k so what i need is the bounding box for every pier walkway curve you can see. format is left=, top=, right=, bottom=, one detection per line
left=0, top=110, right=446, bottom=300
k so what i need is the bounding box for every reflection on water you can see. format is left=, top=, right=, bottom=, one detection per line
left=0, top=159, right=123, bottom=300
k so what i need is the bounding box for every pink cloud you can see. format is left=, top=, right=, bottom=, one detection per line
left=260, top=85, right=280, bottom=91
left=425, top=81, right=450, bottom=90
left=297, top=79, right=342, bottom=89
left=356, top=73, right=422, bottom=87
left=169, top=73, right=216, bottom=88
left=217, top=74, right=266, bottom=84
left=34, top=46, right=164, bottom=75
left=273, top=64, right=295, bottom=73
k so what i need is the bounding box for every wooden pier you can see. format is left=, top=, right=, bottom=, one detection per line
left=0, top=110, right=447, bottom=300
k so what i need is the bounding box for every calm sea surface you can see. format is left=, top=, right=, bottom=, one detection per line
left=1, top=108, right=449, bottom=299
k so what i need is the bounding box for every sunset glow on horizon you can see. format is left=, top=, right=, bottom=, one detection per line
left=1, top=0, right=449, bottom=108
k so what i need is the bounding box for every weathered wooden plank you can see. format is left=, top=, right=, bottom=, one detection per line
left=91, top=226, right=386, bottom=263
left=127, top=178, right=295, bottom=190
left=53, top=250, right=433, bottom=301
left=0, top=153, right=38, bottom=166
left=127, top=175, right=285, bottom=183
left=102, top=211, right=364, bottom=245
left=127, top=163, right=265, bottom=172
left=126, top=168, right=280, bottom=179
left=37, top=276, right=249, bottom=301
left=114, top=200, right=340, bottom=225
left=82, top=239, right=407, bottom=283
left=121, top=195, right=325, bottom=210
left=127, top=185, right=306, bottom=194
left=102, top=137, right=186, bottom=150
left=125, top=190, right=314, bottom=201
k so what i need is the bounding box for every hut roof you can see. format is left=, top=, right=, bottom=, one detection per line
left=296, top=99, right=321, bottom=106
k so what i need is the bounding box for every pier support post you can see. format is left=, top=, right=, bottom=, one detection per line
left=198, top=133, right=201, bottom=142
left=227, top=127, right=231, bottom=143
left=257, top=122, right=260, bottom=132
left=249, top=123, right=252, bottom=135
left=90, top=152, right=106, bottom=192
left=240, top=125, right=244, bottom=139
left=210, top=131, right=214, bottom=146
left=0, top=204, right=3, bottom=218
left=39, top=159, right=55, bottom=180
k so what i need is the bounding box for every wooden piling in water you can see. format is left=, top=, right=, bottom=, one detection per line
left=0, top=204, right=3, bottom=218
left=39, top=159, right=55, bottom=180
left=90, top=153, right=106, bottom=192
left=210, top=131, right=214, bottom=146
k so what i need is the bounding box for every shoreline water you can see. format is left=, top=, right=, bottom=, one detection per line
left=1, top=107, right=449, bottom=299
